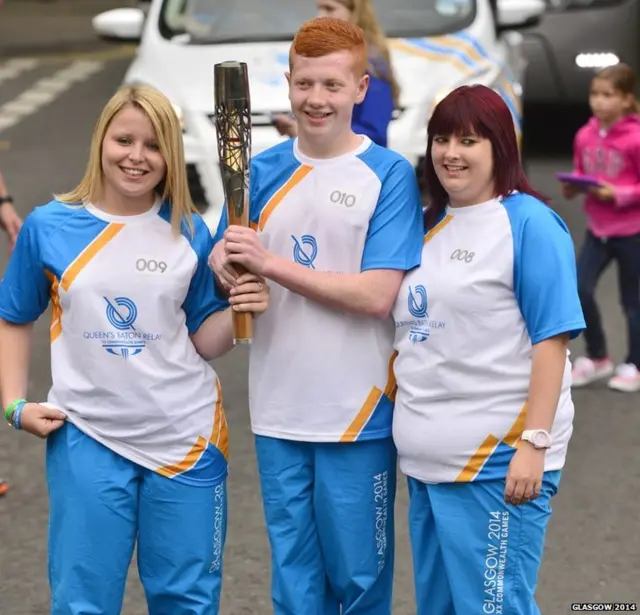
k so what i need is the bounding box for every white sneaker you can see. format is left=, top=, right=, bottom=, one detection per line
left=571, top=356, right=615, bottom=387
left=608, top=363, right=640, bottom=393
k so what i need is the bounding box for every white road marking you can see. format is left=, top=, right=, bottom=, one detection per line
left=0, top=58, right=39, bottom=87
left=0, top=60, right=104, bottom=135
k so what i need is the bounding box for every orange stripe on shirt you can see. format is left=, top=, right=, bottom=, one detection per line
left=257, top=165, right=313, bottom=232
left=424, top=214, right=453, bottom=244
left=44, top=270, right=62, bottom=343
left=340, top=387, right=383, bottom=443
left=156, top=380, right=228, bottom=478
left=341, top=351, right=398, bottom=442
left=60, top=223, right=125, bottom=291
left=455, top=434, right=500, bottom=483
left=384, top=351, right=398, bottom=402
left=211, top=380, right=228, bottom=460
left=455, top=402, right=529, bottom=482
left=156, top=437, right=209, bottom=479
left=503, top=403, right=528, bottom=448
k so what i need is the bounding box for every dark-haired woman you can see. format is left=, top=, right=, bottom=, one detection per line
left=390, top=84, right=585, bottom=614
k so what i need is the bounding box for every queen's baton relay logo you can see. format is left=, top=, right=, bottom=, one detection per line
left=408, top=285, right=428, bottom=318
left=83, top=296, right=162, bottom=359
left=292, top=234, right=318, bottom=269
left=395, top=284, right=446, bottom=344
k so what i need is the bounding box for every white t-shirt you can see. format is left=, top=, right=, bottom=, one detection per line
left=0, top=199, right=229, bottom=486
left=215, top=136, right=424, bottom=442
left=391, top=193, right=585, bottom=484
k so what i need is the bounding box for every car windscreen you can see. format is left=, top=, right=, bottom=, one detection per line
left=159, top=0, right=476, bottom=43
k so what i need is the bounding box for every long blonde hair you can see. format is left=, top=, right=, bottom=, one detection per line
left=56, top=84, right=195, bottom=235
left=336, top=0, right=400, bottom=107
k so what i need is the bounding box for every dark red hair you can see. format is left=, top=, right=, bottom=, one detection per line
left=424, top=85, right=547, bottom=225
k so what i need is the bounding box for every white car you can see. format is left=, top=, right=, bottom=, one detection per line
left=94, top=0, right=545, bottom=231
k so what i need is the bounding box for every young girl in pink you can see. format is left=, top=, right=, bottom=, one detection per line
left=560, top=63, right=640, bottom=392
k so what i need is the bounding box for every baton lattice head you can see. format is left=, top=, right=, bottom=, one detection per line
left=214, top=103, right=251, bottom=219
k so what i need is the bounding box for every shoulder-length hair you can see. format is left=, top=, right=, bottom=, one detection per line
left=344, top=0, right=401, bottom=107
left=55, top=84, right=195, bottom=235
left=424, top=85, right=547, bottom=224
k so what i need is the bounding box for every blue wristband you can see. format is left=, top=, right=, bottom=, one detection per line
left=11, top=401, right=25, bottom=430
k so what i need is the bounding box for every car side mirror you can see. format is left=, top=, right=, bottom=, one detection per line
left=92, top=8, right=145, bottom=42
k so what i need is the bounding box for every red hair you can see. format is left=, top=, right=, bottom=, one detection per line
left=424, top=85, right=547, bottom=224
left=290, top=17, right=368, bottom=77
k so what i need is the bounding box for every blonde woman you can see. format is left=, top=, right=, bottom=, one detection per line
left=273, top=0, right=400, bottom=147
left=0, top=84, right=269, bottom=615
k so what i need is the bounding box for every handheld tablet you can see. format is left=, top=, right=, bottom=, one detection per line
left=556, top=172, right=602, bottom=188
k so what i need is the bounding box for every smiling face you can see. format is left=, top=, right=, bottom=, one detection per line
left=100, top=104, right=166, bottom=211
left=430, top=132, right=495, bottom=207
left=287, top=49, right=368, bottom=156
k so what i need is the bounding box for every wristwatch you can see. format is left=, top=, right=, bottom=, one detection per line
left=0, top=195, right=13, bottom=206
left=521, top=429, right=553, bottom=450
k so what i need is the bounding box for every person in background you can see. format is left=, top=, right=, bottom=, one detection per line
left=272, top=0, right=399, bottom=147
left=0, top=160, right=24, bottom=497
left=0, top=170, right=22, bottom=252
left=560, top=63, right=640, bottom=393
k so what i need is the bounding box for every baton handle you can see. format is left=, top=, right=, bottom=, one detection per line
left=228, top=208, right=253, bottom=345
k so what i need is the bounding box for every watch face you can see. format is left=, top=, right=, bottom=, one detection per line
left=533, top=431, right=551, bottom=448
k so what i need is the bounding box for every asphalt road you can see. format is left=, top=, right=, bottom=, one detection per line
left=0, top=54, right=638, bottom=615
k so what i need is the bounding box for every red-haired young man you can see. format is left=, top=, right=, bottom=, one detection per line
left=211, top=17, right=423, bottom=614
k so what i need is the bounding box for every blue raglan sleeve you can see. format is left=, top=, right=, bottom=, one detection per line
left=506, top=197, right=585, bottom=344
left=183, top=218, right=230, bottom=333
left=352, top=73, right=394, bottom=147
left=0, top=212, right=51, bottom=324
left=361, top=158, right=424, bottom=272
left=212, top=206, right=228, bottom=245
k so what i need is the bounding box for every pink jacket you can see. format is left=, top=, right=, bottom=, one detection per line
left=573, top=113, right=640, bottom=237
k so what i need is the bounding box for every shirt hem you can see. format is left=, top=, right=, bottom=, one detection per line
left=65, top=415, right=228, bottom=487
left=587, top=220, right=640, bottom=238
left=251, top=425, right=392, bottom=442
left=400, top=457, right=566, bottom=485
left=187, top=303, right=229, bottom=335
left=361, top=259, right=420, bottom=273
left=530, top=320, right=586, bottom=345
left=0, top=307, right=39, bottom=325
